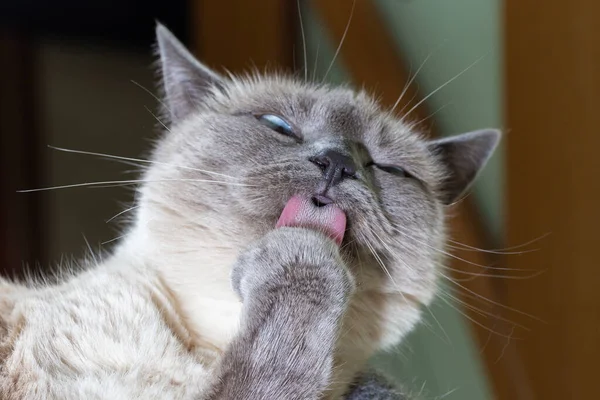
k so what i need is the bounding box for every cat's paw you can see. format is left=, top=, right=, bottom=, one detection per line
left=231, top=227, right=354, bottom=305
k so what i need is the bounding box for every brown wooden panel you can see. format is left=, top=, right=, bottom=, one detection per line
left=0, top=30, right=46, bottom=278
left=506, top=1, right=600, bottom=399
left=192, top=0, right=296, bottom=73
left=313, top=0, right=526, bottom=398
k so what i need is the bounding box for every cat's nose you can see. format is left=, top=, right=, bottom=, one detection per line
left=309, top=149, right=357, bottom=187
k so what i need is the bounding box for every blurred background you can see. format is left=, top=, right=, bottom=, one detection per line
left=0, top=0, right=596, bottom=399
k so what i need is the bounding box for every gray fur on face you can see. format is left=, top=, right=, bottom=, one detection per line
left=150, top=24, right=500, bottom=399
left=151, top=23, right=499, bottom=298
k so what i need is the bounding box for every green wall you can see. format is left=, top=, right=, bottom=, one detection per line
left=303, top=1, right=503, bottom=398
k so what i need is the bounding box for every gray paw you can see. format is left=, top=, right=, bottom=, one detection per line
left=231, top=227, right=354, bottom=304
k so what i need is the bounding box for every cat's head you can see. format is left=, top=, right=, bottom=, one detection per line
left=135, top=24, right=498, bottom=335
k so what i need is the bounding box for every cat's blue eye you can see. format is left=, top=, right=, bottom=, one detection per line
left=256, top=114, right=297, bottom=139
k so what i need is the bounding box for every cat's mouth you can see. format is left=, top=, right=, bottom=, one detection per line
left=310, top=194, right=334, bottom=208
left=276, top=195, right=347, bottom=245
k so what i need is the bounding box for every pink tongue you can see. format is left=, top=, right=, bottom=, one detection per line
left=276, top=196, right=347, bottom=246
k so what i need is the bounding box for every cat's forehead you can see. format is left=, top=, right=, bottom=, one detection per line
left=226, top=77, right=372, bottom=112
left=220, top=75, right=419, bottom=146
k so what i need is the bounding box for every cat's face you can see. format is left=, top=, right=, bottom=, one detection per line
left=140, top=26, right=499, bottom=309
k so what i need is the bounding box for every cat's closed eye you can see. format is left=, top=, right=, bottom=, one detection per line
left=366, top=161, right=414, bottom=179
left=255, top=114, right=301, bottom=141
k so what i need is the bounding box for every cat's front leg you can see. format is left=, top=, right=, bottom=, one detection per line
left=205, top=227, right=354, bottom=400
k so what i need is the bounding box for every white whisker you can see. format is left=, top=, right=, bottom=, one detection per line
left=18, top=178, right=255, bottom=193
left=130, top=80, right=169, bottom=110
left=412, top=102, right=450, bottom=127
left=391, top=50, right=435, bottom=113
left=391, top=225, right=502, bottom=270
left=369, top=223, right=539, bottom=337
left=367, top=228, right=451, bottom=344
left=439, top=263, right=545, bottom=280
left=48, top=146, right=238, bottom=180
left=312, top=40, right=321, bottom=82
left=495, top=325, right=515, bottom=364
left=478, top=319, right=497, bottom=355
left=445, top=242, right=537, bottom=256
left=101, top=235, right=125, bottom=246
left=441, top=273, right=545, bottom=322
left=402, top=55, right=486, bottom=121
left=448, top=232, right=551, bottom=254
left=144, top=105, right=171, bottom=133
left=82, top=234, right=99, bottom=265
left=437, top=387, right=459, bottom=399
left=323, top=0, right=355, bottom=82
left=437, top=293, right=518, bottom=340
left=106, top=204, right=140, bottom=223
left=297, top=0, right=307, bottom=82
left=437, top=287, right=530, bottom=331
left=418, top=381, right=427, bottom=397
left=396, top=90, right=419, bottom=117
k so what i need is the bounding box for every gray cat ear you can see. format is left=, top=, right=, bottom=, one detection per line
left=428, top=129, right=501, bottom=205
left=155, top=23, right=224, bottom=121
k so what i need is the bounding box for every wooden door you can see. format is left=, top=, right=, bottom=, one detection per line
left=505, top=1, right=600, bottom=398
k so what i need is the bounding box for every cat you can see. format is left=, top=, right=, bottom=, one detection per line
left=0, top=24, right=499, bottom=399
